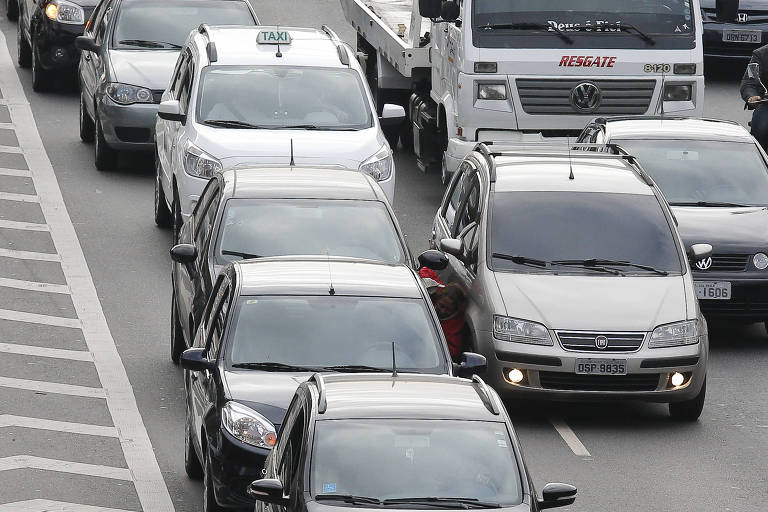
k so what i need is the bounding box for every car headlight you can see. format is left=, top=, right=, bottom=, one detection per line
left=663, top=84, right=692, bottom=102
left=477, top=83, right=507, bottom=100
left=754, top=253, right=768, bottom=270
left=105, top=83, right=153, bottom=105
left=359, top=146, right=393, bottom=181
left=45, top=0, right=85, bottom=24
left=493, top=315, right=553, bottom=346
left=184, top=143, right=222, bottom=178
left=221, top=402, right=277, bottom=449
left=649, top=319, right=700, bottom=348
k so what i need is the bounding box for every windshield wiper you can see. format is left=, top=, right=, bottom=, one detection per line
left=481, top=22, right=573, bottom=44
left=492, top=253, right=548, bottom=268
left=382, top=497, right=501, bottom=509
left=321, top=364, right=389, bottom=373
left=118, top=39, right=182, bottom=49
left=316, top=495, right=383, bottom=506
left=555, top=258, right=668, bottom=276
left=231, top=362, right=322, bottom=372
left=550, top=260, right=623, bottom=276
left=221, top=249, right=261, bottom=259
left=203, top=119, right=265, bottom=129
left=617, top=23, right=655, bottom=45
left=669, top=201, right=751, bottom=208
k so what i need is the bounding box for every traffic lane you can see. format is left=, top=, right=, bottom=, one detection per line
left=250, top=0, right=356, bottom=43
left=703, top=57, right=752, bottom=124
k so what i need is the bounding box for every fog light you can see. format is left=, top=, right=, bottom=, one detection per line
left=671, top=372, right=685, bottom=387
left=507, top=368, right=524, bottom=384
left=754, top=252, right=768, bottom=270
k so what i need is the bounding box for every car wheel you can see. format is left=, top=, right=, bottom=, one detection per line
left=203, top=449, right=223, bottom=512
left=31, top=41, right=50, bottom=92
left=7, top=0, right=18, bottom=21
left=184, top=405, right=203, bottom=479
left=94, top=114, right=118, bottom=171
left=668, top=378, right=705, bottom=422
left=154, top=155, right=173, bottom=228
left=17, top=23, right=31, bottom=68
left=170, top=294, right=186, bottom=364
left=79, top=93, right=95, bottom=143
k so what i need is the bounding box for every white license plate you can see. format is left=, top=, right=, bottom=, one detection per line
left=695, top=281, right=731, bottom=300
left=723, top=29, right=762, bottom=43
left=575, top=359, right=627, bottom=375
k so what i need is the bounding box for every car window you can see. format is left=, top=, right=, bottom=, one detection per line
left=169, top=51, right=190, bottom=100
left=86, top=0, right=106, bottom=36
left=196, top=273, right=226, bottom=348
left=204, top=280, right=231, bottom=358
left=454, top=175, right=481, bottom=238
left=94, top=5, right=113, bottom=44
left=443, top=162, right=472, bottom=231
left=193, top=182, right=219, bottom=243
left=178, top=57, right=196, bottom=113
left=278, top=409, right=305, bottom=494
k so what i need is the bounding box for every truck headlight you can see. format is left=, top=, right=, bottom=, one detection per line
left=359, top=146, right=393, bottom=181
left=221, top=402, right=277, bottom=449
left=184, top=143, right=222, bottom=178
left=105, top=83, right=153, bottom=105
left=45, top=0, right=85, bottom=24
left=663, top=84, right=692, bottom=101
left=477, top=83, right=507, bottom=100
left=493, top=315, right=553, bottom=346
left=649, top=320, right=700, bottom=348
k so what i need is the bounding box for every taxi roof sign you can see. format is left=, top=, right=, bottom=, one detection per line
left=257, top=30, right=291, bottom=45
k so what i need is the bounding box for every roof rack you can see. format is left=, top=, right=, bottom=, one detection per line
left=197, top=24, right=217, bottom=63
left=471, top=375, right=499, bottom=415
left=310, top=373, right=327, bottom=413
left=321, top=25, right=351, bottom=66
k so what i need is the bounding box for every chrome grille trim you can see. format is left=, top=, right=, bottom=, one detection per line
left=516, top=79, right=656, bottom=115
left=692, top=254, right=749, bottom=272
left=556, top=330, right=646, bottom=352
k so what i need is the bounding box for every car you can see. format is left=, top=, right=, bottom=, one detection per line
left=17, top=0, right=97, bottom=91
left=75, top=0, right=258, bottom=170
left=701, top=0, right=768, bottom=59
left=579, top=116, right=768, bottom=328
left=155, top=25, right=403, bottom=230
left=168, top=166, right=424, bottom=363
left=248, top=373, right=577, bottom=512
left=429, top=142, right=709, bottom=421
left=179, top=257, right=487, bottom=511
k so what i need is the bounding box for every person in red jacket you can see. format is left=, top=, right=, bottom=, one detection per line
left=419, top=268, right=466, bottom=361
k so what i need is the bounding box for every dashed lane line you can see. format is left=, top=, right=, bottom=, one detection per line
left=0, top=456, right=132, bottom=481
left=0, top=219, right=50, bottom=231
left=0, top=277, right=70, bottom=294
left=0, top=343, right=91, bottom=361
left=0, top=499, right=134, bottom=512
left=0, top=168, right=29, bottom=177
left=0, top=309, right=81, bottom=329
left=0, top=377, right=105, bottom=398
left=0, top=247, right=60, bottom=261
left=0, top=415, right=117, bottom=437
left=0, top=191, right=39, bottom=203
left=0, top=144, right=22, bottom=153
left=550, top=416, right=592, bottom=458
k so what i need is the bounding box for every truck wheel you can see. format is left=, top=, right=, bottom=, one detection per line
left=668, top=378, right=705, bottom=422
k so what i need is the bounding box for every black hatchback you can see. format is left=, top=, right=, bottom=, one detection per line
left=702, top=0, right=768, bottom=59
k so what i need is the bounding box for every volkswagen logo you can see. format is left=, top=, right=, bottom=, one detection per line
left=738, top=12, right=749, bottom=22
left=570, top=82, right=601, bottom=113
left=695, top=257, right=713, bottom=271
left=594, top=335, right=609, bottom=350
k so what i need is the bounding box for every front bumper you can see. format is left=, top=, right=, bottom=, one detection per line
left=694, top=273, right=768, bottom=322
left=209, top=428, right=271, bottom=508
left=703, top=23, right=768, bottom=58
left=33, top=18, right=86, bottom=71
left=97, top=95, right=158, bottom=151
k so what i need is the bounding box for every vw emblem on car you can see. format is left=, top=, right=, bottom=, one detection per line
left=570, top=82, right=601, bottom=113
left=738, top=12, right=749, bottom=22
left=594, top=335, right=609, bottom=350
left=695, top=257, right=713, bottom=270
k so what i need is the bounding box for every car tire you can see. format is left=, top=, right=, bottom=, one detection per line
left=31, top=42, right=50, bottom=92
left=17, top=23, right=31, bottom=68
left=668, top=378, right=705, bottom=422
left=154, top=155, right=173, bottom=228
left=95, top=114, right=118, bottom=171
left=6, top=0, right=18, bottom=21
left=203, top=449, right=223, bottom=512
left=184, top=406, right=203, bottom=479
left=170, top=294, right=186, bottom=364
left=79, top=94, right=95, bottom=143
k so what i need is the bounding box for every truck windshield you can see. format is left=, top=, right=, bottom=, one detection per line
left=473, top=0, right=695, bottom=49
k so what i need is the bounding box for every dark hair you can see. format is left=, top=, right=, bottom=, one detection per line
left=438, top=283, right=465, bottom=307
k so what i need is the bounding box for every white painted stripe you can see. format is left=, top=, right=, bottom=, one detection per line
left=0, top=499, right=134, bottom=512
left=0, top=144, right=22, bottom=153
left=0, top=414, right=116, bottom=437
left=0, top=342, right=91, bottom=361
left=0, top=191, right=38, bottom=203
left=0, top=218, right=49, bottom=231
left=0, top=376, right=105, bottom=398
left=0, top=455, right=131, bottom=480
left=550, top=417, right=591, bottom=457
left=0, top=247, right=60, bottom=261
left=0, top=168, right=29, bottom=177
left=0, top=276, right=69, bottom=293
left=0, top=309, right=81, bottom=329
left=0, top=31, right=175, bottom=511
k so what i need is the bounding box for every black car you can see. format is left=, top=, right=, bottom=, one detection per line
left=248, top=373, right=577, bottom=512
left=702, top=0, right=768, bottom=59
left=179, top=257, right=486, bottom=511
left=17, top=0, right=97, bottom=90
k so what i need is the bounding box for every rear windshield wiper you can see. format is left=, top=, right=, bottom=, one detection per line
left=382, top=497, right=501, bottom=509
left=203, top=119, right=265, bottom=129
left=221, top=249, right=261, bottom=259
left=231, top=362, right=322, bottom=372
left=118, top=39, right=182, bottom=49
left=555, top=258, right=668, bottom=276
left=321, top=364, right=389, bottom=373
left=316, top=495, right=382, bottom=506
left=669, top=201, right=751, bottom=207
left=481, top=22, right=573, bottom=44
left=617, top=23, right=655, bottom=45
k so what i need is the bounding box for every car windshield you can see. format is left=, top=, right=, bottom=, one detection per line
left=613, top=139, right=768, bottom=206
left=227, top=297, right=444, bottom=372
left=214, top=199, right=406, bottom=265
left=473, top=0, right=694, bottom=49
left=111, top=0, right=254, bottom=50
left=490, top=191, right=682, bottom=273
left=197, top=66, right=372, bottom=130
left=311, top=419, right=522, bottom=506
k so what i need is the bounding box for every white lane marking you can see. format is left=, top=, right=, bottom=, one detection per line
left=0, top=376, right=105, bottom=398
left=0, top=168, right=29, bottom=177
left=0, top=191, right=38, bottom=203
left=550, top=416, right=591, bottom=457
left=0, top=309, right=81, bottom=329
left=0, top=247, right=59, bottom=261
left=0, top=414, right=116, bottom=437
left=0, top=32, right=175, bottom=511
left=0, top=343, right=91, bottom=361
left=0, top=456, right=131, bottom=481
left=0, top=144, right=22, bottom=153
left=0, top=219, right=49, bottom=231
left=0, top=276, right=69, bottom=293
left=0, top=499, right=134, bottom=512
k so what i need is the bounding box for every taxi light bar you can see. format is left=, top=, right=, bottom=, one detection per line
left=257, top=30, right=291, bottom=45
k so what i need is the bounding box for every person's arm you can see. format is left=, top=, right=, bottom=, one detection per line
left=741, top=53, right=764, bottom=102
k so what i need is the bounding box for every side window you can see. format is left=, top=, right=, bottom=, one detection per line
left=178, top=56, right=196, bottom=113
left=203, top=279, right=231, bottom=358
left=453, top=174, right=481, bottom=238
left=194, top=182, right=220, bottom=245
left=442, top=162, right=472, bottom=232
left=195, top=273, right=226, bottom=348
left=86, top=0, right=104, bottom=36
left=278, top=409, right=306, bottom=493
left=169, top=52, right=189, bottom=98
left=94, top=5, right=112, bottom=45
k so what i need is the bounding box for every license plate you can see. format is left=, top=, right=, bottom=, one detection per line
left=575, top=359, right=627, bottom=375
left=695, top=281, right=731, bottom=300
left=723, top=29, right=762, bottom=43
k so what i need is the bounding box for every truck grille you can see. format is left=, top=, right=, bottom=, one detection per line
left=516, top=79, right=656, bottom=115
left=692, top=254, right=749, bottom=272
left=539, top=372, right=660, bottom=391
left=556, top=331, right=645, bottom=352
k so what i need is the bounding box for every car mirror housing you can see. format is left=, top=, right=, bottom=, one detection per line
left=170, top=244, right=197, bottom=264
left=380, top=103, right=406, bottom=127
left=418, top=0, right=441, bottom=19
left=538, top=483, right=577, bottom=509
left=689, top=243, right=713, bottom=262
left=440, top=0, right=460, bottom=22
left=158, top=100, right=186, bottom=123
left=439, top=238, right=463, bottom=258
left=179, top=348, right=215, bottom=372
left=75, top=35, right=101, bottom=53
left=247, top=478, right=289, bottom=506
left=454, top=352, right=487, bottom=378
left=418, top=249, right=449, bottom=271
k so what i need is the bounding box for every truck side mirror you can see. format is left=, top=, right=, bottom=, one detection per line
left=715, top=0, right=739, bottom=21
left=441, top=0, right=460, bottom=22
left=419, top=0, right=441, bottom=18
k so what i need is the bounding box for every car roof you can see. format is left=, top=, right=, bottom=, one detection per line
left=233, top=257, right=423, bottom=298
left=312, top=374, right=503, bottom=421
left=600, top=117, right=752, bottom=142
left=193, top=26, right=348, bottom=68
left=219, top=167, right=384, bottom=201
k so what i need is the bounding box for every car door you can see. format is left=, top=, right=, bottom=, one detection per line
left=191, top=180, right=222, bottom=329
left=273, top=404, right=307, bottom=512
left=432, top=160, right=474, bottom=280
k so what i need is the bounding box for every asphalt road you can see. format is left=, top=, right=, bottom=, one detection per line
left=0, top=1, right=766, bottom=511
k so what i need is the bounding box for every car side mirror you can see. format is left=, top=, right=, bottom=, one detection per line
left=715, top=0, right=739, bottom=21
left=75, top=35, right=101, bottom=53
left=538, top=483, right=577, bottom=509
left=380, top=103, right=406, bottom=127
left=440, top=238, right=463, bottom=258
left=179, top=348, right=215, bottom=372
left=158, top=100, right=186, bottom=123
left=247, top=478, right=289, bottom=506
left=418, top=249, right=449, bottom=271
left=689, top=243, right=713, bottom=261
left=170, top=244, right=197, bottom=264
left=440, top=0, right=460, bottom=22
left=418, top=0, right=441, bottom=18
left=454, top=352, right=487, bottom=378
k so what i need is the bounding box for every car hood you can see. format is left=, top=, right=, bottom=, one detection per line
left=494, top=273, right=689, bottom=331
left=108, top=50, right=180, bottom=91
left=223, top=370, right=312, bottom=426
left=673, top=206, right=768, bottom=252
left=191, top=126, right=385, bottom=169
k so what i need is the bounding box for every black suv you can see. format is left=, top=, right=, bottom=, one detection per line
left=249, top=373, right=577, bottom=511
left=17, top=0, right=97, bottom=90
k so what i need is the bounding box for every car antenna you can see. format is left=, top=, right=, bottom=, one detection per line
left=276, top=24, right=283, bottom=58
left=289, top=139, right=295, bottom=166
left=391, top=341, right=398, bottom=378
left=568, top=137, right=575, bottom=180
left=326, top=251, right=335, bottom=295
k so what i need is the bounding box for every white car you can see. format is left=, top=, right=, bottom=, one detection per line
left=154, top=25, right=403, bottom=236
